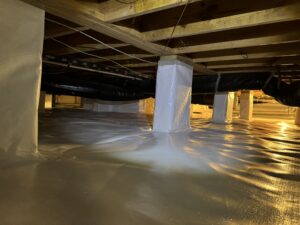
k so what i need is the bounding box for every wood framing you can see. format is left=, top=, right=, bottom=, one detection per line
left=176, top=32, right=300, bottom=54
left=21, top=0, right=174, bottom=55
left=144, top=3, right=300, bottom=41
left=101, top=0, right=203, bottom=23
left=22, top=0, right=300, bottom=76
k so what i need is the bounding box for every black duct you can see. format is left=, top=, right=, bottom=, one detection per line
left=192, top=73, right=300, bottom=106
left=42, top=72, right=154, bottom=101
left=41, top=72, right=300, bottom=106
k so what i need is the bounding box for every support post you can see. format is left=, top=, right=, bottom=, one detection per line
left=240, top=90, right=253, bottom=120
left=212, top=92, right=234, bottom=124
left=295, top=108, right=300, bottom=126
left=153, top=56, right=193, bottom=132
left=0, top=0, right=44, bottom=156
left=233, top=92, right=239, bottom=110
left=45, top=94, right=53, bottom=109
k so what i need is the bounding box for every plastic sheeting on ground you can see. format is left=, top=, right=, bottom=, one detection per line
left=0, top=0, right=44, bottom=156
left=0, top=109, right=299, bottom=225
left=153, top=58, right=193, bottom=132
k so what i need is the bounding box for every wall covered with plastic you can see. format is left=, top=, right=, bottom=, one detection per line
left=83, top=98, right=154, bottom=114
left=0, top=0, right=44, bottom=156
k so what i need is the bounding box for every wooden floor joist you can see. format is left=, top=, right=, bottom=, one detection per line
left=176, top=32, right=300, bottom=54
left=100, top=0, right=202, bottom=23
left=193, top=52, right=300, bottom=63
left=51, top=32, right=300, bottom=62
left=22, top=0, right=300, bottom=77
left=143, top=2, right=300, bottom=41
left=21, top=0, right=174, bottom=55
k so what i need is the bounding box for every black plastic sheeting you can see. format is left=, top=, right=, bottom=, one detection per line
left=41, top=72, right=300, bottom=106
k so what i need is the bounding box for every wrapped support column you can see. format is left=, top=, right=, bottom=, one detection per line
left=240, top=90, right=253, bottom=120
left=0, top=0, right=44, bottom=156
left=153, top=56, right=193, bottom=132
left=212, top=92, right=234, bottom=124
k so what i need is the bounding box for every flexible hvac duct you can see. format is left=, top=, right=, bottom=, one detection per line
left=41, top=72, right=300, bottom=107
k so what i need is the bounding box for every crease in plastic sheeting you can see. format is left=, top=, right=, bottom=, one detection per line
left=0, top=0, right=45, bottom=156
left=153, top=60, right=193, bottom=133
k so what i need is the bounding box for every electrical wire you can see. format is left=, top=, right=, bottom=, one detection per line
left=165, top=0, right=190, bottom=49
left=45, top=18, right=153, bottom=64
left=49, top=37, right=149, bottom=79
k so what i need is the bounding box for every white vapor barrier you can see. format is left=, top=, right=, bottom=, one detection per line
left=240, top=90, right=253, bottom=120
left=83, top=98, right=154, bottom=114
left=153, top=59, right=193, bottom=132
left=296, top=108, right=300, bottom=126
left=0, top=0, right=44, bottom=156
left=0, top=109, right=294, bottom=224
left=212, top=92, right=234, bottom=123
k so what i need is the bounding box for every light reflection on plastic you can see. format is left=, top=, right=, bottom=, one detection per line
left=278, top=122, right=289, bottom=133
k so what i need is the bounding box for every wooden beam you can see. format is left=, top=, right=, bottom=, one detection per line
left=272, top=55, right=300, bottom=65
left=200, top=55, right=300, bottom=68
left=176, top=32, right=300, bottom=54
left=21, top=0, right=174, bottom=55
left=144, top=3, right=300, bottom=41
left=122, top=62, right=158, bottom=68
left=88, top=34, right=300, bottom=63
left=216, top=66, right=300, bottom=73
left=101, top=0, right=202, bottom=23
left=208, top=63, right=268, bottom=69
left=121, top=61, right=214, bottom=74
left=216, top=67, right=274, bottom=73
left=193, top=50, right=300, bottom=63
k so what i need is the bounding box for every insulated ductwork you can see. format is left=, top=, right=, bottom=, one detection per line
left=42, top=72, right=300, bottom=107
left=42, top=72, right=154, bottom=101
left=192, top=72, right=300, bottom=106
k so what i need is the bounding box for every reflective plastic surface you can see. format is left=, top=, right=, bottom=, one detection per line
left=0, top=109, right=299, bottom=225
